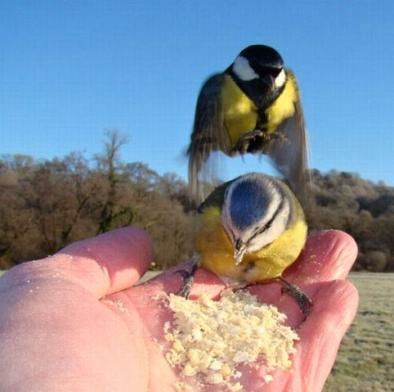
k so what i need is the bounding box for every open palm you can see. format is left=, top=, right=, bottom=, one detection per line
left=0, top=227, right=358, bottom=392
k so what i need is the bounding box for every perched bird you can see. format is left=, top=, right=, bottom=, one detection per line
left=178, top=172, right=312, bottom=316
left=187, top=44, right=308, bottom=204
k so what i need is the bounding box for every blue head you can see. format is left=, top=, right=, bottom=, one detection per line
left=221, top=173, right=292, bottom=264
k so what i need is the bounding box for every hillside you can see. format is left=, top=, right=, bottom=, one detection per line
left=1, top=132, right=393, bottom=271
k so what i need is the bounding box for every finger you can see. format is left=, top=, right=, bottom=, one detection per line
left=3, top=227, right=154, bottom=299
left=248, top=231, right=358, bottom=326
left=290, top=280, right=359, bottom=391
left=59, top=227, right=154, bottom=296
left=246, top=280, right=359, bottom=392
left=284, top=230, right=358, bottom=284
left=147, top=230, right=357, bottom=299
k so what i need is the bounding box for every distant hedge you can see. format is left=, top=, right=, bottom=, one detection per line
left=1, top=131, right=393, bottom=271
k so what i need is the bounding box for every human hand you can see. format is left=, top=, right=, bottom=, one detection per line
left=0, top=228, right=358, bottom=392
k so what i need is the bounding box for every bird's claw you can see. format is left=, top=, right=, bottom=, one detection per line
left=233, top=129, right=265, bottom=154
left=175, top=256, right=200, bottom=299
left=175, top=270, right=194, bottom=298
left=279, top=278, right=313, bottom=319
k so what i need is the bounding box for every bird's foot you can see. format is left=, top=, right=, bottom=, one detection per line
left=278, top=277, right=313, bottom=319
left=175, top=255, right=200, bottom=299
left=233, top=129, right=265, bottom=154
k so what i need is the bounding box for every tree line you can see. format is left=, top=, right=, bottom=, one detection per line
left=1, top=131, right=393, bottom=272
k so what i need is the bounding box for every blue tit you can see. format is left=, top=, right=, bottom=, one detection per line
left=178, top=173, right=312, bottom=316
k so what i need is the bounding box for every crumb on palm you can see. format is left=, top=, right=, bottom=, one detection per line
left=163, top=290, right=299, bottom=391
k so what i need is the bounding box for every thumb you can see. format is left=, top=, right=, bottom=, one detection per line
left=2, top=227, right=154, bottom=299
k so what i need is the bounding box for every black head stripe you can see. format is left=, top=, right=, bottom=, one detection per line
left=248, top=190, right=286, bottom=243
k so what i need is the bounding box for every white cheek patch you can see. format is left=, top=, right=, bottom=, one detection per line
left=232, top=56, right=259, bottom=81
left=247, top=201, right=290, bottom=253
left=274, top=69, right=286, bottom=88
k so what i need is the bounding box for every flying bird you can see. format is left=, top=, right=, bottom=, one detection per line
left=187, top=44, right=309, bottom=203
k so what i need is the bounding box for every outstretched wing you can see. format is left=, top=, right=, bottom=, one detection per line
left=187, top=74, right=231, bottom=203
left=267, top=98, right=310, bottom=204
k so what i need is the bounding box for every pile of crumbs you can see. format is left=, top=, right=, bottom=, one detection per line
left=163, top=290, right=299, bottom=391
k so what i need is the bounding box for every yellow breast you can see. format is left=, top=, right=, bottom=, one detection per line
left=195, top=201, right=307, bottom=283
left=220, top=72, right=300, bottom=146
left=220, top=75, right=258, bottom=147
left=265, top=71, right=299, bottom=134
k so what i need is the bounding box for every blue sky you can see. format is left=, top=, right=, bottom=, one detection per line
left=1, top=1, right=393, bottom=184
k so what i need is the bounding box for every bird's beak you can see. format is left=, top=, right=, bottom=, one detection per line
left=234, top=239, right=246, bottom=265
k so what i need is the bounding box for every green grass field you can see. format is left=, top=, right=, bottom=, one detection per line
left=325, top=273, right=394, bottom=392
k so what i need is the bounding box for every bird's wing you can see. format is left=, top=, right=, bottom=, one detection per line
left=267, top=98, right=310, bottom=203
left=187, top=74, right=231, bottom=203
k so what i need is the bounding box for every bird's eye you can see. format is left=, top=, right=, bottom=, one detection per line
left=235, top=239, right=243, bottom=251
left=249, top=226, right=265, bottom=242
left=250, top=218, right=274, bottom=241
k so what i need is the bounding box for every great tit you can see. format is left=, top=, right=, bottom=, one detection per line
left=187, top=45, right=309, bottom=204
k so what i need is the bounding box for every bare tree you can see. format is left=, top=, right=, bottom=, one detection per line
left=95, top=129, right=133, bottom=233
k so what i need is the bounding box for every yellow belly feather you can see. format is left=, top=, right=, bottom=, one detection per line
left=265, top=72, right=299, bottom=134
left=220, top=72, right=299, bottom=145
left=221, top=75, right=257, bottom=147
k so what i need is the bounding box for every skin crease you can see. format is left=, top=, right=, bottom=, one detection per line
left=0, top=227, right=359, bottom=392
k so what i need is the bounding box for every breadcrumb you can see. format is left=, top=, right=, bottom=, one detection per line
left=163, top=290, right=299, bottom=390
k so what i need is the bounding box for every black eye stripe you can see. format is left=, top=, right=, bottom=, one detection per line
left=247, top=194, right=285, bottom=244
